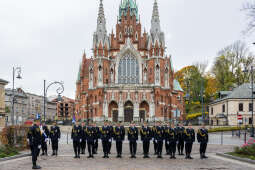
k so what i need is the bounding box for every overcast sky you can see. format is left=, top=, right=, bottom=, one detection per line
left=0, top=0, right=254, bottom=99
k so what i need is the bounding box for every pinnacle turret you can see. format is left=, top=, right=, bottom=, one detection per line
left=150, top=0, right=161, bottom=34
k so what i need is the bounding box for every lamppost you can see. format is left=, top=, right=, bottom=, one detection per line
left=200, top=78, right=205, bottom=124
left=43, top=80, right=64, bottom=122
left=243, top=65, right=254, bottom=137
left=12, top=67, right=22, bottom=125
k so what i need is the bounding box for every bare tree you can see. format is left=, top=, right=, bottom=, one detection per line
left=243, top=1, right=255, bottom=33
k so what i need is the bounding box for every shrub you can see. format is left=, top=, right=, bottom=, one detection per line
left=208, top=126, right=250, bottom=133
left=0, top=125, right=30, bottom=149
left=234, top=138, right=255, bottom=157
left=186, top=112, right=209, bottom=120
left=0, top=145, right=19, bottom=158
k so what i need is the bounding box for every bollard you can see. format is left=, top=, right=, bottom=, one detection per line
left=221, top=131, right=223, bottom=145
left=232, top=130, right=234, bottom=137
left=244, top=130, right=247, bottom=144
left=238, top=129, right=241, bottom=138
left=67, top=133, right=68, bottom=144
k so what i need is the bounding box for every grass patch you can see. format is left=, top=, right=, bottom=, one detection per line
left=0, top=145, right=20, bottom=158
left=227, top=152, right=255, bottom=160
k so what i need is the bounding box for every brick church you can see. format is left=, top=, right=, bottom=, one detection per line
left=75, top=0, right=184, bottom=122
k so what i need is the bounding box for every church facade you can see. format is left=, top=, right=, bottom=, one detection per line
left=75, top=0, right=184, bottom=122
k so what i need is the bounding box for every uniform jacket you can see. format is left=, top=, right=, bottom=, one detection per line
left=85, top=126, right=96, bottom=142
left=140, top=126, right=152, bottom=141
left=184, top=128, right=195, bottom=143
left=71, top=125, right=82, bottom=142
left=27, top=124, right=42, bottom=146
left=154, top=126, right=165, bottom=141
left=128, top=127, right=138, bottom=141
left=50, top=126, right=61, bottom=141
left=165, top=127, right=177, bottom=143
left=113, top=126, right=125, bottom=142
left=197, top=128, right=209, bottom=144
left=81, top=126, right=87, bottom=141
left=177, top=126, right=185, bottom=141
left=100, top=126, right=111, bottom=141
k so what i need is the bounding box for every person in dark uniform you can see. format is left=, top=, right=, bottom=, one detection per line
left=92, top=122, right=99, bottom=154
left=154, top=121, right=164, bottom=158
left=40, top=122, right=49, bottom=156
left=113, top=122, right=125, bottom=158
left=163, top=122, right=170, bottom=155
left=49, top=121, right=61, bottom=156
left=197, top=123, right=209, bottom=159
left=177, top=123, right=185, bottom=155
left=152, top=123, right=158, bottom=155
left=166, top=123, right=177, bottom=159
left=140, top=122, right=152, bottom=158
left=184, top=123, right=195, bottom=159
left=100, top=121, right=111, bottom=158
left=27, top=119, right=42, bottom=169
left=81, top=121, right=87, bottom=154
left=85, top=121, right=95, bottom=158
left=71, top=121, right=82, bottom=158
left=128, top=122, right=138, bottom=158
left=108, top=121, right=113, bottom=154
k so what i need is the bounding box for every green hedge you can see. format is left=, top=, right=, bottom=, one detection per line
left=208, top=126, right=250, bottom=133
left=0, top=146, right=19, bottom=158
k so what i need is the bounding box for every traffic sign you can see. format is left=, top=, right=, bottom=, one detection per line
left=237, top=114, right=242, bottom=120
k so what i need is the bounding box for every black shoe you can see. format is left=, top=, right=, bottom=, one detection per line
left=185, top=156, right=189, bottom=159
left=203, top=155, right=208, bottom=159
left=77, top=155, right=80, bottom=158
left=172, top=156, right=176, bottom=159
left=189, top=156, right=193, bottom=159
left=40, top=153, right=44, bottom=156
left=32, top=165, right=41, bottom=169
left=157, top=155, right=162, bottom=159
left=143, top=155, right=146, bottom=158
left=91, top=155, right=94, bottom=158
left=87, top=155, right=92, bottom=158
left=181, top=153, right=184, bottom=155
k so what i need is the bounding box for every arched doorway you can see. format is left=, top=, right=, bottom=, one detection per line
left=124, top=101, right=134, bottom=122
left=109, top=101, right=118, bottom=122
left=139, top=101, right=149, bottom=122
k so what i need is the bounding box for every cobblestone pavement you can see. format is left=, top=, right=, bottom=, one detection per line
left=1, top=143, right=255, bottom=170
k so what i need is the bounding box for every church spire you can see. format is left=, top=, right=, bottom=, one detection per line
left=150, top=0, right=161, bottom=34
left=96, top=0, right=107, bottom=35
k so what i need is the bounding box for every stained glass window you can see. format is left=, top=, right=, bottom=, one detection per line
left=118, top=53, right=139, bottom=84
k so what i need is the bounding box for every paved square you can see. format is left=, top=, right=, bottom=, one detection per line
left=0, top=143, right=254, bottom=170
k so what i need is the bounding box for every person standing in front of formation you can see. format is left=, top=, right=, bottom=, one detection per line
left=154, top=121, right=164, bottom=158
left=140, top=122, right=152, bottom=158
left=92, top=122, right=99, bottom=154
left=71, top=121, right=82, bottom=159
left=163, top=122, right=170, bottom=155
left=167, top=123, right=177, bottom=159
left=197, top=123, right=209, bottom=159
left=113, top=122, right=125, bottom=158
left=40, top=121, right=49, bottom=156
left=128, top=122, right=138, bottom=158
left=177, top=123, right=185, bottom=155
left=49, top=121, right=61, bottom=156
left=85, top=121, right=95, bottom=158
left=184, top=123, right=195, bottom=159
left=27, top=119, right=42, bottom=169
left=100, top=121, right=111, bottom=158
left=81, top=121, right=87, bottom=155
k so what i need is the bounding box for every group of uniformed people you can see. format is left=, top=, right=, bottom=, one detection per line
left=71, top=120, right=209, bottom=160
left=26, top=119, right=208, bottom=169
left=27, top=120, right=61, bottom=169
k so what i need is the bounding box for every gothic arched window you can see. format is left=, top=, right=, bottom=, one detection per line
left=118, top=53, right=139, bottom=84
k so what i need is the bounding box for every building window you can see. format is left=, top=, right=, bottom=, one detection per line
left=211, top=108, right=213, bottom=115
left=249, top=103, right=253, bottom=112
left=118, top=53, right=139, bottom=84
left=222, top=104, right=225, bottom=113
left=119, top=32, right=122, bottom=40
left=249, top=118, right=252, bottom=125
left=239, top=103, right=243, bottom=112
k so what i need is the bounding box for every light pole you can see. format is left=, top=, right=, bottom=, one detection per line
left=200, top=78, right=205, bottom=124
left=43, top=80, right=64, bottom=122
left=12, top=67, right=22, bottom=125
left=243, top=64, right=254, bottom=137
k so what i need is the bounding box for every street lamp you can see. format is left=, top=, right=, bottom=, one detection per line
left=43, top=80, right=64, bottom=122
left=11, top=67, right=22, bottom=125
left=243, top=65, right=254, bottom=137
left=200, top=78, right=205, bottom=125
